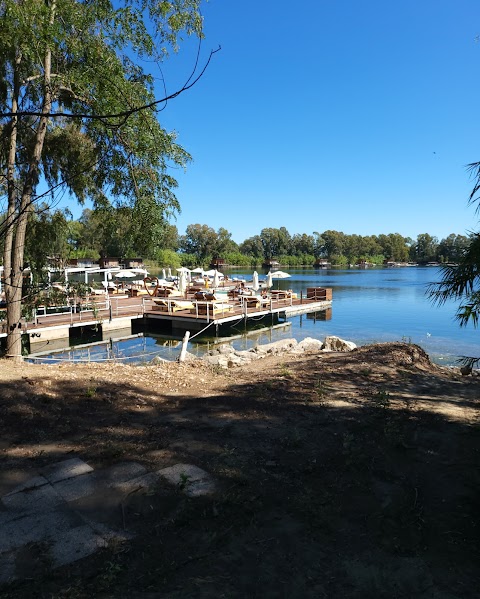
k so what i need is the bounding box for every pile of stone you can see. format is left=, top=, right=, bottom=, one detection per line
left=201, top=335, right=357, bottom=369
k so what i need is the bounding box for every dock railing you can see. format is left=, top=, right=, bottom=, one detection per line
left=34, top=299, right=111, bottom=324
left=32, top=296, right=147, bottom=326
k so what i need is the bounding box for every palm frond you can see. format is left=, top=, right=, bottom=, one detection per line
left=456, top=355, right=480, bottom=370
left=466, top=161, right=480, bottom=209
left=427, top=234, right=480, bottom=306
left=455, top=293, right=480, bottom=327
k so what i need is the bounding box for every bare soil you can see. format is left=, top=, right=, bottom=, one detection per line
left=1, top=342, right=479, bottom=598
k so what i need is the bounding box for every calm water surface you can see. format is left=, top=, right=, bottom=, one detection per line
left=33, top=267, right=479, bottom=366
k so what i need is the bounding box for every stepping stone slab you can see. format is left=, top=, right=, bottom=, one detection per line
left=0, top=508, right=83, bottom=553
left=99, top=461, right=147, bottom=486
left=40, top=457, right=93, bottom=484
left=158, top=464, right=216, bottom=497
left=2, top=482, right=64, bottom=513
left=53, top=472, right=97, bottom=503
left=112, top=472, right=160, bottom=495
left=2, top=475, right=49, bottom=496
left=50, top=524, right=110, bottom=567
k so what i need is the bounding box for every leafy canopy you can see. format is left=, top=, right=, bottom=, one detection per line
left=0, top=0, right=204, bottom=219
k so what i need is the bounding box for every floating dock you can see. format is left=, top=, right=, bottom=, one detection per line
left=0, top=288, right=332, bottom=356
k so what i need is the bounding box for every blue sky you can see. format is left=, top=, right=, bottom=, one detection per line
left=72, top=0, right=480, bottom=243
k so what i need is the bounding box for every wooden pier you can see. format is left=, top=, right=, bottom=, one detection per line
left=0, top=288, right=332, bottom=355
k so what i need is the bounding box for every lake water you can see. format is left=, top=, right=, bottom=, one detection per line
left=31, top=267, right=479, bottom=366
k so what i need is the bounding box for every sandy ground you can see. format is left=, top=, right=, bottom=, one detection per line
left=0, top=342, right=479, bottom=598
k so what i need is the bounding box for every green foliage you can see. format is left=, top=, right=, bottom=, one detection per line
left=20, top=207, right=474, bottom=272
left=429, top=233, right=480, bottom=328
left=427, top=164, right=480, bottom=365
left=411, top=233, right=439, bottom=263
left=376, top=233, right=410, bottom=262
left=154, top=248, right=183, bottom=269
left=277, top=254, right=315, bottom=266
left=259, top=227, right=292, bottom=259
left=179, top=224, right=218, bottom=260
left=0, top=0, right=205, bottom=355
left=179, top=224, right=238, bottom=261
left=239, top=235, right=264, bottom=258
left=25, top=205, right=70, bottom=278
left=178, top=253, right=199, bottom=268
left=436, top=233, right=470, bottom=263
left=223, top=251, right=253, bottom=266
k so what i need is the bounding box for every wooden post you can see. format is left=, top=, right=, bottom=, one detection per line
left=179, top=331, right=190, bottom=362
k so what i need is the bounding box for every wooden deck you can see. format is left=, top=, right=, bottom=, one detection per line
left=0, top=293, right=332, bottom=347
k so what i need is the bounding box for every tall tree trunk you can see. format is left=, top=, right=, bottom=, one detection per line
left=4, top=3, right=56, bottom=360
left=3, top=53, right=21, bottom=359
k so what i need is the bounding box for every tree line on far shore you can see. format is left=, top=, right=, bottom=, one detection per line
left=5, top=204, right=471, bottom=272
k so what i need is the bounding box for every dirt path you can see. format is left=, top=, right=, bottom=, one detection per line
left=1, top=343, right=479, bottom=598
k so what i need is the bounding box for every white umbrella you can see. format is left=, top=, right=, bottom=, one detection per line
left=162, top=268, right=166, bottom=280
left=270, top=270, right=290, bottom=289
left=115, top=269, right=136, bottom=278
left=191, top=267, right=204, bottom=274
left=252, top=271, right=259, bottom=292
left=212, top=270, right=221, bottom=288
left=270, top=270, right=291, bottom=279
left=154, top=278, right=170, bottom=286
left=178, top=270, right=188, bottom=294
left=182, top=271, right=189, bottom=293
left=167, top=267, right=172, bottom=279
left=266, top=271, right=273, bottom=288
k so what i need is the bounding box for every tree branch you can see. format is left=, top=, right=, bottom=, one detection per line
left=0, top=47, right=221, bottom=123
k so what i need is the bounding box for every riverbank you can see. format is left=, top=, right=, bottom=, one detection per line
left=1, top=342, right=479, bottom=597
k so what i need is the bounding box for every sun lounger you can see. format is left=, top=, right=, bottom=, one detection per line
left=129, top=288, right=149, bottom=297
left=269, top=290, right=296, bottom=300
left=155, top=287, right=178, bottom=298
left=152, top=299, right=195, bottom=312
left=89, top=287, right=106, bottom=296
left=194, top=291, right=217, bottom=301
left=190, top=302, right=233, bottom=317
left=242, top=296, right=260, bottom=309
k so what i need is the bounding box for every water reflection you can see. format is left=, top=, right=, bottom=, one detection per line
left=28, top=267, right=478, bottom=366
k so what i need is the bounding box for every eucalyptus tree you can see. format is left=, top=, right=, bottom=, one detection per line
left=259, top=227, right=292, bottom=260
left=0, top=0, right=206, bottom=359
left=312, top=231, right=325, bottom=258
left=215, top=227, right=238, bottom=256
left=437, top=233, right=470, bottom=264
left=179, top=223, right=218, bottom=261
left=239, top=235, right=264, bottom=259
left=91, top=201, right=177, bottom=259
left=25, top=204, right=70, bottom=277
left=412, top=233, right=439, bottom=264
left=321, top=230, right=346, bottom=261
left=160, top=223, right=180, bottom=252
left=377, top=233, right=410, bottom=262
left=291, top=233, right=315, bottom=256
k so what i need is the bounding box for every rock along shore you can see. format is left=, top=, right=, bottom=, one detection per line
left=197, top=335, right=357, bottom=369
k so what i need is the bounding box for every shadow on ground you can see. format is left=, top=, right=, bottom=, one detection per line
left=0, top=343, right=479, bottom=598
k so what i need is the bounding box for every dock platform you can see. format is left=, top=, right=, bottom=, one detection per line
left=0, top=290, right=332, bottom=354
